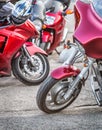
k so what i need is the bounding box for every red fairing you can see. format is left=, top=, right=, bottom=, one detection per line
left=51, top=65, right=80, bottom=80
left=42, top=31, right=53, bottom=43
left=45, top=12, right=64, bottom=28
left=0, top=20, right=39, bottom=57
left=0, top=19, right=39, bottom=75
left=16, top=19, right=39, bottom=37
left=74, top=1, right=102, bottom=59
left=42, top=11, right=66, bottom=53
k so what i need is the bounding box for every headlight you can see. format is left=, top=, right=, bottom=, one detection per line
left=33, top=19, right=43, bottom=31
left=80, top=0, right=92, bottom=4
left=75, top=40, right=85, bottom=54
left=44, top=15, right=55, bottom=25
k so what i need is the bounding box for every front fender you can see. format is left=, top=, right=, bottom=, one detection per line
left=14, top=42, right=48, bottom=58
left=51, top=65, right=80, bottom=80
left=25, top=42, right=48, bottom=56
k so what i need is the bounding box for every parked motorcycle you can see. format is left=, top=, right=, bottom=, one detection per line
left=36, top=0, right=102, bottom=113
left=0, top=0, right=49, bottom=85
left=31, top=0, right=72, bottom=55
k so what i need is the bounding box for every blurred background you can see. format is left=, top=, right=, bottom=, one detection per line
left=11, top=0, right=76, bottom=4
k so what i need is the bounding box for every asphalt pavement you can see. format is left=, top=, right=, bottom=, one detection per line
left=0, top=50, right=102, bottom=130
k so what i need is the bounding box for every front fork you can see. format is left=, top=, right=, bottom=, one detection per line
left=63, top=44, right=83, bottom=65
left=63, top=54, right=94, bottom=100
left=62, top=45, right=102, bottom=105
left=63, top=46, right=79, bottom=65
left=59, top=44, right=94, bottom=100
left=22, top=44, right=35, bottom=66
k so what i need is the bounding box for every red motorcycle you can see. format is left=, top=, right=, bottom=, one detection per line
left=31, top=0, right=72, bottom=54
left=37, top=0, right=102, bottom=113
left=0, top=0, right=49, bottom=85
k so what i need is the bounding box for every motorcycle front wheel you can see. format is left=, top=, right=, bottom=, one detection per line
left=12, top=53, right=49, bottom=85
left=36, top=76, right=82, bottom=113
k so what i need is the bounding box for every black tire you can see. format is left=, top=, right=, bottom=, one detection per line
left=12, top=53, right=50, bottom=85
left=36, top=76, right=82, bottom=113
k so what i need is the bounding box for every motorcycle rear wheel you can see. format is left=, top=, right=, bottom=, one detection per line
left=36, top=76, right=82, bottom=113
left=12, top=53, right=49, bottom=85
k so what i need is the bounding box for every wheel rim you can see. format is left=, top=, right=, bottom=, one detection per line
left=18, top=54, right=47, bottom=81
left=45, top=78, right=81, bottom=111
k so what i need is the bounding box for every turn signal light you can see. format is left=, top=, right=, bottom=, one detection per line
left=66, top=9, right=73, bottom=15
left=42, top=24, right=47, bottom=29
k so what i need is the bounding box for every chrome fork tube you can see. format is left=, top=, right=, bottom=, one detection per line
left=64, top=58, right=94, bottom=100
left=22, top=44, right=35, bottom=66
left=63, top=46, right=79, bottom=65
